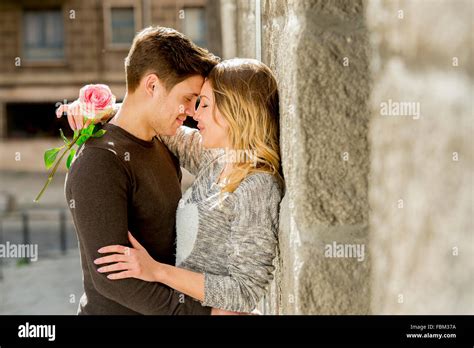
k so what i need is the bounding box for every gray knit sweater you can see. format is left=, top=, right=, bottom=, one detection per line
left=159, top=126, right=282, bottom=312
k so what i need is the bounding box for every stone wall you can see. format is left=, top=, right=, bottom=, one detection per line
left=235, top=0, right=257, bottom=59
left=254, top=0, right=371, bottom=314
left=233, top=0, right=473, bottom=314
left=366, top=0, right=473, bottom=314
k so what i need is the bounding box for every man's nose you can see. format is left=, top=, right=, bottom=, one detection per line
left=185, top=106, right=195, bottom=117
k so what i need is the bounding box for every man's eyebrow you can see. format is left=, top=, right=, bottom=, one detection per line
left=186, top=93, right=199, bottom=97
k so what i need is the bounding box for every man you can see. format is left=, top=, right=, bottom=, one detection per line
left=64, top=26, right=219, bottom=314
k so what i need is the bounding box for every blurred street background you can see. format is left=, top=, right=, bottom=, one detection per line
left=0, top=0, right=235, bottom=314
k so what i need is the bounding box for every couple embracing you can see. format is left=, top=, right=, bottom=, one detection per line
left=59, top=26, right=283, bottom=315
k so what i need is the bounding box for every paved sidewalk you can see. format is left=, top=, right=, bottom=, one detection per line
left=0, top=250, right=83, bottom=315
left=0, top=169, right=196, bottom=315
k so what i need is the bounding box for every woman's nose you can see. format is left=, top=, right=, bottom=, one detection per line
left=193, top=109, right=201, bottom=121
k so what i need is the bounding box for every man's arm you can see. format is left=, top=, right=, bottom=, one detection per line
left=66, top=146, right=210, bottom=315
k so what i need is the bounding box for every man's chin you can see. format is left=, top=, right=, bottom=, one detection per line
left=164, top=127, right=179, bottom=136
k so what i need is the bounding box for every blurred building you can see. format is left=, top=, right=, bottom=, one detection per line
left=0, top=0, right=230, bottom=314
left=0, top=0, right=224, bottom=172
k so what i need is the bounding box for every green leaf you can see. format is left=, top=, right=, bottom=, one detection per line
left=59, top=128, right=70, bottom=145
left=85, top=123, right=97, bottom=136
left=92, top=129, right=107, bottom=138
left=76, top=134, right=90, bottom=146
left=73, top=129, right=80, bottom=139
left=66, top=148, right=76, bottom=169
left=44, top=147, right=61, bottom=169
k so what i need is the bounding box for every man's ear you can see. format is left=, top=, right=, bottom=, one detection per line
left=143, top=73, right=160, bottom=97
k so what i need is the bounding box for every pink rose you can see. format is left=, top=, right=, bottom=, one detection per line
left=78, top=84, right=116, bottom=119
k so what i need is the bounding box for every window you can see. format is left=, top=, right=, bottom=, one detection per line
left=182, top=7, right=207, bottom=48
left=110, top=7, right=135, bottom=45
left=23, top=10, right=64, bottom=61
left=103, top=0, right=141, bottom=49
left=5, top=103, right=73, bottom=138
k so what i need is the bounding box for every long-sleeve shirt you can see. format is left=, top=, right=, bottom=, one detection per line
left=65, top=123, right=211, bottom=315
left=160, top=126, right=283, bottom=312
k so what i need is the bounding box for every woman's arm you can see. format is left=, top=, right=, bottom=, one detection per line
left=95, top=232, right=206, bottom=301
left=157, top=262, right=206, bottom=302
left=95, top=175, right=282, bottom=313
left=158, top=127, right=207, bottom=176
left=94, top=233, right=260, bottom=315
left=201, top=175, right=282, bottom=312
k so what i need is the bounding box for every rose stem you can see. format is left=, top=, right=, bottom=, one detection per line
left=34, top=134, right=81, bottom=203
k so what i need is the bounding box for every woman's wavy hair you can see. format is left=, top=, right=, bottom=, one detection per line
left=207, top=58, right=282, bottom=193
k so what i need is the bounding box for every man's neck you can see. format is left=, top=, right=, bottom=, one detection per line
left=110, top=97, right=155, bottom=141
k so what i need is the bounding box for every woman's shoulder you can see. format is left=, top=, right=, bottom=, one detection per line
left=233, top=172, right=283, bottom=202
left=228, top=172, right=282, bottom=228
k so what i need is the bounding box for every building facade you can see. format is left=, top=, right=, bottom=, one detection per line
left=0, top=0, right=222, bottom=171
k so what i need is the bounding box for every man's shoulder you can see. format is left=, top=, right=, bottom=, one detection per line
left=65, top=143, right=131, bottom=198
left=68, top=133, right=130, bottom=182
left=81, top=124, right=124, bottom=152
left=73, top=125, right=132, bottom=165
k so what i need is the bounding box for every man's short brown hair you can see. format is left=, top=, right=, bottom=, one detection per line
left=125, top=26, right=219, bottom=92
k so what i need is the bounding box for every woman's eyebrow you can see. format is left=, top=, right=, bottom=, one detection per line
left=199, top=95, right=210, bottom=100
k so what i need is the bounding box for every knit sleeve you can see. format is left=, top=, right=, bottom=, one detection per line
left=202, top=174, right=282, bottom=312
left=158, top=126, right=219, bottom=176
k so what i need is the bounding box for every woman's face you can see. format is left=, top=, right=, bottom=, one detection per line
left=193, top=80, right=231, bottom=149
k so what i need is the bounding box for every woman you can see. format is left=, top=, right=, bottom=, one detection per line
left=65, top=58, right=283, bottom=313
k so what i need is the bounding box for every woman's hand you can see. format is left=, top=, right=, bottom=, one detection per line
left=56, top=100, right=90, bottom=131
left=94, top=232, right=162, bottom=282
left=56, top=99, right=115, bottom=131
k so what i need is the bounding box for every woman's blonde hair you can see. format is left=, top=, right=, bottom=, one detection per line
left=207, top=58, right=282, bottom=193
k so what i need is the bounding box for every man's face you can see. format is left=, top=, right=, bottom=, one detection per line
left=149, top=75, right=204, bottom=136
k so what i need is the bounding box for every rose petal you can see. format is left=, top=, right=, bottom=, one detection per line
left=78, top=84, right=115, bottom=117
